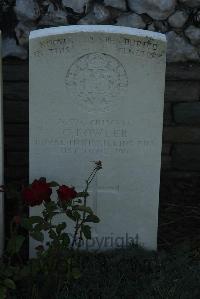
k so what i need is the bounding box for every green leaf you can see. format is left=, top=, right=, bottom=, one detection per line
left=49, top=229, right=57, bottom=240
left=85, top=214, right=100, bottom=223
left=66, top=210, right=76, bottom=221
left=7, top=235, right=25, bottom=256
left=74, top=205, right=93, bottom=214
left=45, top=201, right=57, bottom=212
left=30, top=231, right=44, bottom=242
left=0, top=287, right=7, bottom=299
left=41, top=222, right=51, bottom=231
left=72, top=267, right=81, bottom=279
left=56, top=222, right=67, bottom=235
left=32, top=222, right=50, bottom=232
left=21, top=218, right=33, bottom=231
left=81, top=225, right=91, bottom=239
left=3, top=279, right=16, bottom=290
left=3, top=268, right=13, bottom=278
left=29, top=216, right=44, bottom=224
left=60, top=233, right=70, bottom=247
left=72, top=211, right=81, bottom=220
left=48, top=181, right=60, bottom=187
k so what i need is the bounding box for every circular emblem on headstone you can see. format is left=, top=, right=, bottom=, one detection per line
left=65, top=52, right=128, bottom=113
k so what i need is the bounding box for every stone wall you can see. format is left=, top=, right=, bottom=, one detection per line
left=1, top=0, right=200, bottom=62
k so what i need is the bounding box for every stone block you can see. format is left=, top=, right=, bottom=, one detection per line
left=6, top=152, right=28, bottom=166
left=174, top=102, right=200, bottom=124
left=4, top=124, right=28, bottom=136
left=172, top=145, right=200, bottom=171
left=4, top=101, right=28, bottom=123
left=2, top=62, right=28, bottom=82
left=5, top=136, right=28, bottom=151
left=163, top=126, right=200, bottom=143
left=166, top=63, right=200, bottom=81
left=3, top=82, right=28, bottom=101
left=165, top=81, right=200, bottom=102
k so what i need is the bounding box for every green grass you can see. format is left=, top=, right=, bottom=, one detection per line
left=11, top=243, right=200, bottom=299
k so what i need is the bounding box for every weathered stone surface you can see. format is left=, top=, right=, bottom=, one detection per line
left=15, top=22, right=36, bottom=47
left=168, top=10, right=188, bottom=28
left=2, top=38, right=28, bottom=60
left=108, top=6, right=122, bottom=19
left=165, top=81, right=200, bottom=102
left=78, top=4, right=111, bottom=24
left=62, top=0, right=89, bottom=13
left=179, top=0, right=200, bottom=7
left=185, top=25, right=200, bottom=46
left=154, top=20, right=169, bottom=33
left=166, top=31, right=199, bottom=62
left=163, top=127, right=200, bottom=143
left=148, top=23, right=156, bottom=31
left=39, top=3, right=68, bottom=26
left=174, top=103, right=200, bottom=124
left=104, top=0, right=127, bottom=11
left=172, top=145, right=200, bottom=171
left=15, top=0, right=40, bottom=21
left=127, top=0, right=176, bottom=20
left=116, top=13, right=146, bottom=29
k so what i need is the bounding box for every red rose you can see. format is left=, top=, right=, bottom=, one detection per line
left=22, top=187, right=43, bottom=207
left=57, top=185, right=77, bottom=202
left=31, top=180, right=52, bottom=203
left=22, top=179, right=52, bottom=207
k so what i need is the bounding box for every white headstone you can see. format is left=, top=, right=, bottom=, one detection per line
left=29, top=25, right=166, bottom=254
left=0, top=31, right=4, bottom=256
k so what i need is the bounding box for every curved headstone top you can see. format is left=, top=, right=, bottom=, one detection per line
left=29, top=25, right=166, bottom=255
left=30, top=25, right=166, bottom=42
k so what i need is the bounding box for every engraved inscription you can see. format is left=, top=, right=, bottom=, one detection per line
left=65, top=53, right=128, bottom=113
left=33, top=37, right=74, bottom=57
left=32, top=118, right=155, bottom=155
left=85, top=35, right=164, bottom=59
